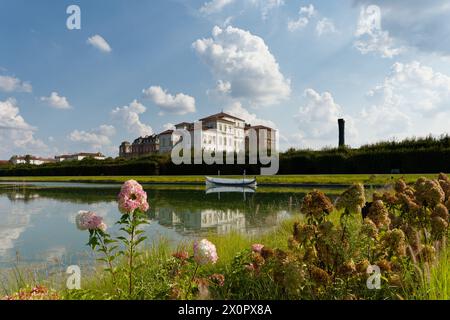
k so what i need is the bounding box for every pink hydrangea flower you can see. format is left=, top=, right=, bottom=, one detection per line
left=76, top=211, right=107, bottom=231
left=118, top=180, right=149, bottom=214
left=193, top=239, right=218, bottom=265
left=251, top=244, right=264, bottom=253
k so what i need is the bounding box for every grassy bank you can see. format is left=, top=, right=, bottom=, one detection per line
left=2, top=215, right=447, bottom=300
left=0, top=173, right=442, bottom=186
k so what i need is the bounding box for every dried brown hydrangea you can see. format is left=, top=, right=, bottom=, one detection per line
left=336, top=183, right=366, bottom=214
left=300, top=190, right=334, bottom=220
left=340, top=259, right=357, bottom=275
left=293, top=222, right=317, bottom=244
left=432, top=203, right=449, bottom=222
left=377, top=259, right=392, bottom=273
left=310, top=266, right=331, bottom=285
left=394, top=179, right=407, bottom=193
left=431, top=216, right=448, bottom=240
left=419, top=245, right=436, bottom=263
left=382, top=229, right=407, bottom=257
left=361, top=218, right=379, bottom=239
left=367, top=200, right=391, bottom=229
left=356, top=259, right=370, bottom=273
left=414, top=178, right=445, bottom=207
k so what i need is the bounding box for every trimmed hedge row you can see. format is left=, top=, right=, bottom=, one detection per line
left=2, top=136, right=450, bottom=176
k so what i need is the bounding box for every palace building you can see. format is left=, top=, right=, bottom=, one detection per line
left=119, top=112, right=276, bottom=158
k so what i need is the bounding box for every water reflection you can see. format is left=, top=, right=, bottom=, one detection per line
left=0, top=183, right=312, bottom=267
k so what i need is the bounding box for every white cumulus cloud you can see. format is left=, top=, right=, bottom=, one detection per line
left=288, top=4, right=316, bottom=32
left=0, top=75, right=32, bottom=93
left=293, top=89, right=356, bottom=148
left=87, top=34, right=112, bottom=53
left=40, top=92, right=71, bottom=109
left=354, top=5, right=403, bottom=58
left=143, top=86, right=196, bottom=115
left=357, top=61, right=450, bottom=142
left=68, top=124, right=116, bottom=150
left=111, top=100, right=153, bottom=137
left=0, top=98, right=47, bottom=158
left=200, top=0, right=235, bottom=15
left=225, top=102, right=276, bottom=128
left=193, top=25, right=290, bottom=107
left=316, top=18, right=337, bottom=36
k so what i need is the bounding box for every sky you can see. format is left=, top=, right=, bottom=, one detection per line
left=1, top=0, right=450, bottom=159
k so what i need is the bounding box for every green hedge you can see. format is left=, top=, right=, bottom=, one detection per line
left=1, top=136, right=450, bottom=176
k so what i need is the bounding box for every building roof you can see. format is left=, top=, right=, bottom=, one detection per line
left=199, top=112, right=245, bottom=122
left=159, top=129, right=174, bottom=135
left=0, top=160, right=10, bottom=165
left=174, top=122, right=192, bottom=127
left=245, top=125, right=274, bottom=130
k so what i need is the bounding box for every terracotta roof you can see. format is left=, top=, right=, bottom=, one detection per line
left=199, top=112, right=245, bottom=122
left=0, top=160, right=9, bottom=165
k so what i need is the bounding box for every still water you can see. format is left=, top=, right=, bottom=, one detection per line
left=0, top=182, right=340, bottom=269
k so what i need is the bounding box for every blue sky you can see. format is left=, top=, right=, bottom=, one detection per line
left=1, top=0, right=450, bottom=159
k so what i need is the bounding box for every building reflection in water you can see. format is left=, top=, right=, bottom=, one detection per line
left=155, top=207, right=246, bottom=235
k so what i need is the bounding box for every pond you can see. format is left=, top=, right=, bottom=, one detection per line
left=0, top=182, right=344, bottom=269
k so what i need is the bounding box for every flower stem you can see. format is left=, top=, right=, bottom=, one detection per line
left=187, top=264, right=199, bottom=299
left=128, top=213, right=136, bottom=297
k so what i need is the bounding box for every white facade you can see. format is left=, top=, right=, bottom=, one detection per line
left=10, top=157, right=54, bottom=166
left=55, top=153, right=106, bottom=162
left=158, top=130, right=181, bottom=154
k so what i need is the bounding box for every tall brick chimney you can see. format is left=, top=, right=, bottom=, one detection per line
left=338, top=118, right=345, bottom=147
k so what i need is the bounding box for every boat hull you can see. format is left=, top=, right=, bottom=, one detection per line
left=205, top=176, right=257, bottom=187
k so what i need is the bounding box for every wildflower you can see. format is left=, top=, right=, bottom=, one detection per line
left=293, top=222, right=316, bottom=244
left=118, top=180, right=149, bottom=214
left=356, top=259, right=370, bottom=273
left=367, top=200, right=391, bottom=229
left=438, top=172, right=450, bottom=183
left=394, top=179, right=407, bottom=193
left=431, top=216, right=448, bottom=240
left=260, top=247, right=274, bottom=259
left=318, top=221, right=334, bottom=235
left=335, top=183, right=366, bottom=214
left=209, top=274, right=225, bottom=287
left=288, top=236, right=300, bottom=249
left=172, top=251, right=189, bottom=261
left=2, top=285, right=59, bottom=300
left=382, top=229, right=407, bottom=257
left=445, top=199, right=450, bottom=211
left=251, top=244, right=264, bottom=253
left=310, top=266, right=331, bottom=286
left=388, top=274, right=402, bottom=287
left=361, top=218, right=378, bottom=239
left=419, top=245, right=436, bottom=263
left=75, top=210, right=107, bottom=231
left=193, top=239, right=218, bottom=265
left=340, top=259, right=356, bottom=275
left=432, top=204, right=449, bottom=221
left=304, top=246, right=318, bottom=263
left=438, top=178, right=450, bottom=200
left=414, top=178, right=445, bottom=207
left=300, top=190, right=334, bottom=220
left=376, top=259, right=392, bottom=273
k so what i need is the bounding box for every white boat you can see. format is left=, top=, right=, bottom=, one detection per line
left=205, top=186, right=256, bottom=194
left=205, top=176, right=257, bottom=187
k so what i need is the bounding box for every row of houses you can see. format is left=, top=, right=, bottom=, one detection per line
left=119, top=112, right=276, bottom=158
left=7, top=152, right=106, bottom=166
